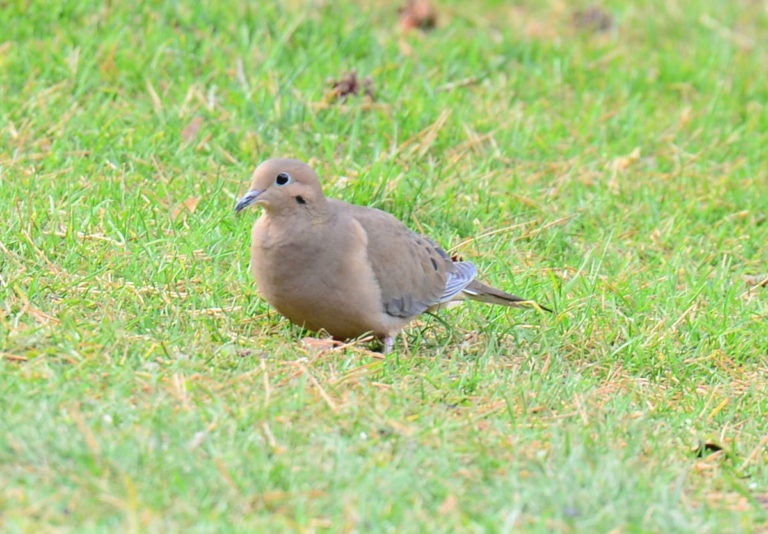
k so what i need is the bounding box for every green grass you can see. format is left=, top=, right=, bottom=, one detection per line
left=1, top=0, right=767, bottom=531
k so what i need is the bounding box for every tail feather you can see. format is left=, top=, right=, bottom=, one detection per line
left=461, top=280, right=552, bottom=313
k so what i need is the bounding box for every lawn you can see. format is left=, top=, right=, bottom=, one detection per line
left=1, top=0, right=767, bottom=531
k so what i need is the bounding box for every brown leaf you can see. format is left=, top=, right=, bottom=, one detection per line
left=171, top=197, right=201, bottom=221
left=183, top=196, right=200, bottom=213
left=181, top=116, right=203, bottom=143
left=326, top=70, right=375, bottom=102
left=399, top=0, right=437, bottom=32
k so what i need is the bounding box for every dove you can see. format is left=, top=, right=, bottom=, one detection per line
left=235, top=158, right=551, bottom=353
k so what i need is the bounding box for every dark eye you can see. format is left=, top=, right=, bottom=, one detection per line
left=275, top=172, right=291, bottom=186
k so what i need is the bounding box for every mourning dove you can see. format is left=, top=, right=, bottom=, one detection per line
left=235, top=158, right=551, bottom=353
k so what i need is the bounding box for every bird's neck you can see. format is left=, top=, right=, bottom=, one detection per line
left=266, top=197, right=334, bottom=225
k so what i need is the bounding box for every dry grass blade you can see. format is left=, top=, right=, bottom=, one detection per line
left=1, top=352, right=28, bottom=362
left=738, top=434, right=768, bottom=472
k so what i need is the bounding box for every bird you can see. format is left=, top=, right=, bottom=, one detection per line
left=235, top=158, right=551, bottom=353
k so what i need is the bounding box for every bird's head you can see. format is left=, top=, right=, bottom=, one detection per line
left=235, top=158, right=325, bottom=216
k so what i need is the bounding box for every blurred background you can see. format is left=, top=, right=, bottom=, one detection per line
left=1, top=1, right=767, bottom=531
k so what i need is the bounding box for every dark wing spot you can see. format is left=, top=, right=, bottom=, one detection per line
left=432, top=246, right=451, bottom=260
left=384, top=295, right=430, bottom=318
left=430, top=258, right=438, bottom=271
left=295, top=195, right=306, bottom=205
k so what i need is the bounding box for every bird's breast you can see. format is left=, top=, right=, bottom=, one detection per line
left=247, top=215, right=403, bottom=338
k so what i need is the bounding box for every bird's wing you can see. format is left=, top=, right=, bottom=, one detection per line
left=331, top=199, right=471, bottom=318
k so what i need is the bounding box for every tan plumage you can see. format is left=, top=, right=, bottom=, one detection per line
left=235, top=158, right=550, bottom=352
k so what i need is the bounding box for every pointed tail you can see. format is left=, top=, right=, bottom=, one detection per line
left=461, top=280, right=552, bottom=313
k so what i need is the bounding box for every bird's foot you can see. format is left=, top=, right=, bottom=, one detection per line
left=383, top=335, right=394, bottom=354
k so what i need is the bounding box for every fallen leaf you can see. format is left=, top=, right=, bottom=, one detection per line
left=171, top=197, right=200, bottom=221
left=326, top=70, right=375, bottom=102
left=183, top=196, right=200, bottom=213
left=399, top=0, right=437, bottom=32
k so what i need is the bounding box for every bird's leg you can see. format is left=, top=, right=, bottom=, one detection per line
left=383, top=335, right=395, bottom=354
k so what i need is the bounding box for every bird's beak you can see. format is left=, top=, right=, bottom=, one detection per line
left=234, top=189, right=263, bottom=213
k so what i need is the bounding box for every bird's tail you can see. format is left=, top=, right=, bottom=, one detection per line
left=461, top=280, right=552, bottom=313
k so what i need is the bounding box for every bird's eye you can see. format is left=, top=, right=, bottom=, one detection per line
left=275, top=172, right=291, bottom=186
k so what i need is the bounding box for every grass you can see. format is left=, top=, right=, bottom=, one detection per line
left=1, top=0, right=767, bottom=531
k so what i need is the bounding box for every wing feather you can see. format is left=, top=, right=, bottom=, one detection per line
left=331, top=199, right=470, bottom=319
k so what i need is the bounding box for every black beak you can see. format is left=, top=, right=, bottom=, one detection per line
left=234, top=190, right=263, bottom=213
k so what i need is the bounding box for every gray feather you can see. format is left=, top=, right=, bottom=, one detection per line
left=440, top=261, right=477, bottom=302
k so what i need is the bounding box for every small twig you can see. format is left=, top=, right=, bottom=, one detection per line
left=1, top=352, right=28, bottom=362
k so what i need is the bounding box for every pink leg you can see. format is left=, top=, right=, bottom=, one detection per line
left=383, top=335, right=395, bottom=354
